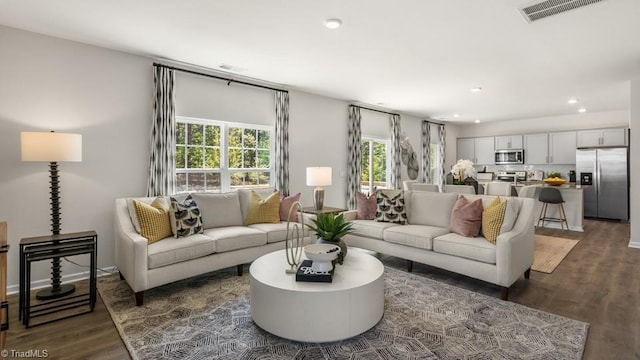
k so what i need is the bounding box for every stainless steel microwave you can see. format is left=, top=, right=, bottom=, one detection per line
left=495, top=149, right=524, bottom=165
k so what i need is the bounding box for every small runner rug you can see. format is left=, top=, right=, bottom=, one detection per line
left=533, top=235, right=580, bottom=273
left=99, top=265, right=588, bottom=360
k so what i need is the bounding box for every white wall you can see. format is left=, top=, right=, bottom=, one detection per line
left=629, top=79, right=640, bottom=247
left=456, top=110, right=629, bottom=138
left=0, top=26, right=152, bottom=289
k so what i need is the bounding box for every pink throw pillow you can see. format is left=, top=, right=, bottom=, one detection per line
left=356, top=191, right=377, bottom=220
left=280, top=193, right=301, bottom=222
left=449, top=196, right=483, bottom=237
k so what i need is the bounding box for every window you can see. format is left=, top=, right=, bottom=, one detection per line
left=360, top=137, right=389, bottom=192
left=175, top=117, right=273, bottom=193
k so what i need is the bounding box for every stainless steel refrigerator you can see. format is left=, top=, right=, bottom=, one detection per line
left=576, top=148, right=629, bottom=221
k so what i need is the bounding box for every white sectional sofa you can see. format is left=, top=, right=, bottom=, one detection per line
left=343, top=190, right=536, bottom=300
left=114, top=188, right=308, bottom=305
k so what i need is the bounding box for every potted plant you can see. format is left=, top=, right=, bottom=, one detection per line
left=451, top=159, right=477, bottom=185
left=306, top=213, right=354, bottom=264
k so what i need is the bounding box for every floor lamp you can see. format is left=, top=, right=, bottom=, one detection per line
left=21, top=131, right=82, bottom=300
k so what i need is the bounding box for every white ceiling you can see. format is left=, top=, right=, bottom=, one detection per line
left=1, top=0, right=639, bottom=123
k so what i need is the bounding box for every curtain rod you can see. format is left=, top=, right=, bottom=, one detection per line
left=153, top=62, right=288, bottom=93
left=352, top=105, right=400, bottom=117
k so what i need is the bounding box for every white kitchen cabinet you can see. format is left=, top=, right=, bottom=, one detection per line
left=456, top=137, right=494, bottom=164
left=577, top=128, right=627, bottom=147
left=495, top=135, right=523, bottom=150
left=524, top=133, right=548, bottom=164
left=549, top=131, right=576, bottom=164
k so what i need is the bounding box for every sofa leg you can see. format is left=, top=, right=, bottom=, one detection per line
left=524, top=268, right=531, bottom=279
left=135, top=291, right=144, bottom=306
left=237, top=264, right=243, bottom=276
left=119, top=272, right=125, bottom=281
left=501, top=287, right=509, bottom=301
left=407, top=260, right=413, bottom=273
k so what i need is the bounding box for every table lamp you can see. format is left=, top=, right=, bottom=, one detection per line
left=306, top=167, right=332, bottom=210
left=21, top=131, right=82, bottom=300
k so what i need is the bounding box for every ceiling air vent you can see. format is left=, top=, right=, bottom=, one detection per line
left=519, top=0, right=606, bottom=22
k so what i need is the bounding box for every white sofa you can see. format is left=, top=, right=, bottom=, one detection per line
left=114, top=188, right=308, bottom=305
left=343, top=190, right=535, bottom=300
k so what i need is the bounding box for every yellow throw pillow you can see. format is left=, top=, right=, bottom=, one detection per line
left=245, top=190, right=281, bottom=225
left=482, top=197, right=507, bottom=244
left=133, top=197, right=172, bottom=244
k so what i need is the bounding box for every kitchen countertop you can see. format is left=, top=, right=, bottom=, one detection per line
left=518, top=181, right=583, bottom=189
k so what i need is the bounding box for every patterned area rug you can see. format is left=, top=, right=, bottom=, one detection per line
left=99, top=265, right=589, bottom=359
left=532, top=235, right=580, bottom=273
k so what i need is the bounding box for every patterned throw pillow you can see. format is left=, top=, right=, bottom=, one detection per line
left=375, top=191, right=407, bottom=224
left=133, top=197, right=173, bottom=244
left=170, top=194, right=204, bottom=238
left=482, top=197, right=507, bottom=244
left=279, top=192, right=301, bottom=222
left=356, top=191, right=377, bottom=220
left=245, top=191, right=282, bottom=225
left=449, top=196, right=484, bottom=237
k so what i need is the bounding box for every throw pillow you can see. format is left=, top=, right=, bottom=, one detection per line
left=279, top=192, right=301, bottom=222
left=449, top=196, right=483, bottom=237
left=482, top=197, right=507, bottom=244
left=356, top=191, right=377, bottom=220
left=375, top=191, right=407, bottom=224
left=133, top=197, right=173, bottom=244
left=245, top=191, right=282, bottom=225
left=500, top=198, right=520, bottom=234
left=170, top=194, right=204, bottom=238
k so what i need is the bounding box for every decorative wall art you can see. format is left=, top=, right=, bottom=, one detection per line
left=400, top=133, right=419, bottom=180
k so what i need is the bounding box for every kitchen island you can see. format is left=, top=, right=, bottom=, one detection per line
left=516, top=183, right=584, bottom=232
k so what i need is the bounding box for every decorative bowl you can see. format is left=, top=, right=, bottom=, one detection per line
left=304, top=244, right=341, bottom=272
left=544, top=178, right=567, bottom=186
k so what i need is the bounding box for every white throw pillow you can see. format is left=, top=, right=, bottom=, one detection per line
left=500, top=198, right=520, bottom=234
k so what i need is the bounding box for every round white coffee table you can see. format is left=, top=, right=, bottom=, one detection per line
left=249, top=249, right=384, bottom=342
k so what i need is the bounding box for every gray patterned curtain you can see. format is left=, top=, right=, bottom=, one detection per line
left=438, top=124, right=446, bottom=190
left=275, top=91, right=290, bottom=196
left=347, top=106, right=362, bottom=210
left=147, top=65, right=176, bottom=196
left=421, top=120, right=431, bottom=183
left=390, top=114, right=402, bottom=189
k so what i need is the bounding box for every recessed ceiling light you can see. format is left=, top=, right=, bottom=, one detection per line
left=474, top=119, right=481, bottom=123
left=568, top=98, right=578, bottom=104
left=470, top=87, right=483, bottom=93
left=453, top=113, right=460, bottom=118
left=325, top=18, right=342, bottom=29
left=578, top=107, right=587, bottom=113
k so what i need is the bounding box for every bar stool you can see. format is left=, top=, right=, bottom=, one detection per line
left=537, top=187, right=569, bottom=230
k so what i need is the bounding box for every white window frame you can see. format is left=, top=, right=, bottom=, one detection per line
left=176, top=116, right=274, bottom=193
left=361, top=136, right=391, bottom=192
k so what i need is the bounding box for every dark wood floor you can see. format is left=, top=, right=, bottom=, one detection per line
left=6, top=219, right=638, bottom=359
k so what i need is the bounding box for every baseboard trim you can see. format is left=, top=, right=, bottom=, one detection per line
left=537, top=223, right=584, bottom=232
left=7, top=266, right=118, bottom=295
left=628, top=240, right=640, bottom=249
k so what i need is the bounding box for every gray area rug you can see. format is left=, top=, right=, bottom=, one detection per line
left=99, top=265, right=589, bottom=359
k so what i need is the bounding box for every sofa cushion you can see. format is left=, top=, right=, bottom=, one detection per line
left=245, top=190, right=281, bottom=225
left=350, top=220, right=400, bottom=239
left=133, top=198, right=173, bottom=244
left=238, top=188, right=277, bottom=223
left=249, top=222, right=307, bottom=243
left=279, top=192, right=301, bottom=222
left=147, top=233, right=216, bottom=269
left=375, top=191, right=407, bottom=224
left=169, top=194, right=204, bottom=238
left=449, top=196, right=483, bottom=237
left=383, top=225, right=449, bottom=250
left=433, top=233, right=496, bottom=264
left=203, top=226, right=267, bottom=252
left=191, top=192, right=243, bottom=229
left=409, top=191, right=458, bottom=227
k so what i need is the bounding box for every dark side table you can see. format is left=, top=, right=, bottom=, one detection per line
left=19, top=231, right=97, bottom=328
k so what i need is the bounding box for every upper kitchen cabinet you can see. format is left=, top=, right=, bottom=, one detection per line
left=456, top=137, right=495, bottom=164
left=495, top=135, right=523, bottom=150
left=577, top=128, right=627, bottom=147
left=524, top=133, right=548, bottom=164
left=549, top=131, right=576, bottom=164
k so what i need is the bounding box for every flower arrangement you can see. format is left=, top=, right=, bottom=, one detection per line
left=451, top=159, right=477, bottom=184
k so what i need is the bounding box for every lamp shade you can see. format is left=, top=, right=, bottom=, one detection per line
left=21, top=132, right=82, bottom=162
left=306, top=167, right=332, bottom=187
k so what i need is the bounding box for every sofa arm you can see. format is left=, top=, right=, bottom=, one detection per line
left=495, top=225, right=535, bottom=287
left=342, top=210, right=357, bottom=221
left=114, top=199, right=149, bottom=292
